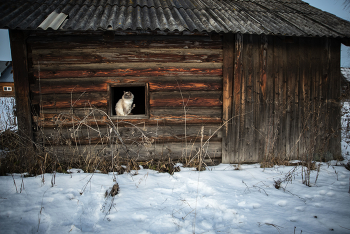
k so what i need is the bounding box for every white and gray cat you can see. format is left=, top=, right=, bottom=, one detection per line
left=115, top=91, right=135, bottom=116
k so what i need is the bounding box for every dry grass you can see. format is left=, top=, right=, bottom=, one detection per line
left=0, top=87, right=347, bottom=177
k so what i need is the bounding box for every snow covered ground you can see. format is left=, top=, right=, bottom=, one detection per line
left=0, top=104, right=349, bottom=234
left=0, top=97, right=17, bottom=131
left=0, top=162, right=349, bottom=234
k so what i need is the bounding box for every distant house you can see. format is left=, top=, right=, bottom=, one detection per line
left=0, top=61, right=14, bottom=97
left=1, top=0, right=350, bottom=163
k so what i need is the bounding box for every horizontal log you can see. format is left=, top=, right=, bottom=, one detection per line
left=44, top=141, right=222, bottom=161
left=32, top=107, right=222, bottom=127
left=151, top=107, right=222, bottom=119
left=30, top=76, right=223, bottom=94
left=32, top=92, right=107, bottom=109
left=34, top=117, right=222, bottom=128
left=150, top=91, right=222, bottom=107
left=31, top=89, right=222, bottom=109
left=33, top=68, right=223, bottom=78
left=149, top=80, right=222, bottom=92
left=32, top=48, right=223, bottom=64
left=35, top=107, right=222, bottom=119
left=35, top=124, right=222, bottom=146
left=32, top=48, right=223, bottom=56
left=28, top=35, right=222, bottom=50
left=76, top=136, right=220, bottom=145
left=33, top=62, right=222, bottom=71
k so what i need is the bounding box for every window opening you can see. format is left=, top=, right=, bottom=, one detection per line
left=110, top=84, right=148, bottom=118
left=3, top=87, right=12, bottom=91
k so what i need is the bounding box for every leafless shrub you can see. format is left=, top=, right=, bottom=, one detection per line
left=259, top=97, right=341, bottom=186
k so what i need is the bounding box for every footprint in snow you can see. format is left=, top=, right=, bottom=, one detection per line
left=313, top=203, right=322, bottom=207
left=319, top=190, right=327, bottom=195
left=276, top=200, right=287, bottom=207
left=326, top=191, right=335, bottom=197
left=252, top=203, right=261, bottom=209
left=288, top=216, right=298, bottom=222
left=295, top=206, right=305, bottom=212
left=339, top=182, right=347, bottom=186
left=133, top=213, right=147, bottom=222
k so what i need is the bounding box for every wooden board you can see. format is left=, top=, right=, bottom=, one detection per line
left=31, top=76, right=222, bottom=94
left=223, top=35, right=342, bottom=163
left=35, top=124, right=222, bottom=145
left=44, top=142, right=222, bottom=162
left=10, top=30, right=33, bottom=142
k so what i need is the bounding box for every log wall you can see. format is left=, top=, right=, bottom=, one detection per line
left=222, top=34, right=342, bottom=163
left=22, top=32, right=341, bottom=163
left=28, top=33, right=223, bottom=161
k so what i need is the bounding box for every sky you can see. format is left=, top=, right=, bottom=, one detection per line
left=0, top=0, right=349, bottom=65
left=0, top=30, right=11, bottom=61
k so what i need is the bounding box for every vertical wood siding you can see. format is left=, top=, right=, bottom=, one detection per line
left=223, top=35, right=341, bottom=163
left=28, top=34, right=223, bottom=161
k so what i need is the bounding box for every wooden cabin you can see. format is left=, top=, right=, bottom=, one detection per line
left=0, top=62, right=15, bottom=97
left=1, top=0, right=350, bottom=163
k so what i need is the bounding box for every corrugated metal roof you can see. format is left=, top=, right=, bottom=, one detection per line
left=0, top=0, right=350, bottom=38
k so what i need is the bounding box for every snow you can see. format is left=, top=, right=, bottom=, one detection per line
left=0, top=105, right=349, bottom=234
left=341, top=67, right=350, bottom=82
left=0, top=162, right=349, bottom=233
left=0, top=97, right=17, bottom=131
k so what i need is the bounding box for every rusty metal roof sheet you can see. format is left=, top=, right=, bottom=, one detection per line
left=0, top=0, right=350, bottom=38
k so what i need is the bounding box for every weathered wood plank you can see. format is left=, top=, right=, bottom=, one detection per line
left=327, top=38, right=341, bottom=160
left=30, top=76, right=223, bottom=94
left=150, top=107, right=222, bottom=120
left=32, top=92, right=108, bottom=108
left=33, top=62, right=222, bottom=71
left=242, top=34, right=257, bottom=162
left=9, top=30, right=33, bottom=142
left=32, top=107, right=222, bottom=127
left=32, top=48, right=223, bottom=64
left=35, top=124, right=222, bottom=145
left=222, top=34, right=234, bottom=163
left=28, top=35, right=223, bottom=50
left=257, top=35, right=269, bottom=162
left=234, top=34, right=245, bottom=163
left=285, top=37, right=299, bottom=160
left=150, top=91, right=222, bottom=107
left=273, top=37, right=287, bottom=159
left=44, top=141, right=222, bottom=161
left=33, top=68, right=223, bottom=78
left=149, top=79, right=222, bottom=92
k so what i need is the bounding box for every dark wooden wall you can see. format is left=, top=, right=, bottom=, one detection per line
left=222, top=34, right=342, bottom=163
left=28, top=32, right=223, bottom=161
left=10, top=31, right=341, bottom=163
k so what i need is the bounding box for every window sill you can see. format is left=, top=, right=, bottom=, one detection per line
left=110, top=115, right=149, bottom=120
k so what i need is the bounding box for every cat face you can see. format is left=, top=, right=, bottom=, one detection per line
left=123, top=91, right=134, bottom=100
